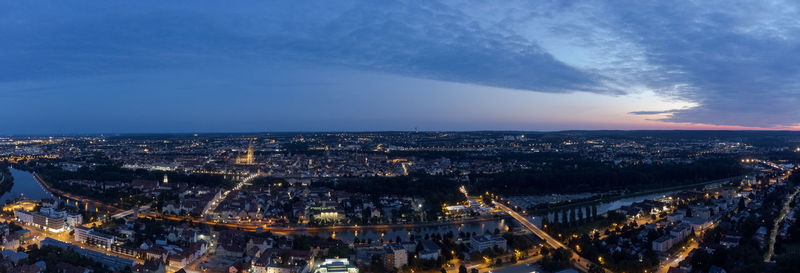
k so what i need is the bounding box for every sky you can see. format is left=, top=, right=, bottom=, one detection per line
left=2, top=1, right=800, bottom=134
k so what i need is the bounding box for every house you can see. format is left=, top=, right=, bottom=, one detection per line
left=315, top=258, right=359, bottom=273
left=666, top=213, right=684, bottom=224
left=162, top=202, right=181, bottom=215
left=132, top=179, right=160, bottom=192
left=133, top=260, right=166, bottom=273
left=754, top=226, right=768, bottom=246
left=470, top=234, right=507, bottom=252
left=10, top=264, right=40, bottom=273
left=683, top=217, right=712, bottom=233
left=418, top=240, right=441, bottom=260
left=384, top=245, right=408, bottom=270
left=708, top=265, right=727, bottom=273
left=248, top=237, right=274, bottom=253
left=0, top=250, right=28, bottom=265
left=187, top=241, right=208, bottom=260
left=252, top=249, right=313, bottom=273
left=168, top=251, right=193, bottom=269
left=2, top=233, right=20, bottom=251
left=56, top=262, right=92, bottom=273
left=143, top=247, right=169, bottom=262
left=720, top=233, right=741, bottom=248
left=670, top=223, right=692, bottom=241
left=652, top=235, right=678, bottom=252
left=216, top=231, right=247, bottom=257
left=666, top=267, right=685, bottom=273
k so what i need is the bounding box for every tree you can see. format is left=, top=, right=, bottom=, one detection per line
left=495, top=258, right=502, bottom=266
left=588, top=264, right=604, bottom=273
left=585, top=206, right=591, bottom=221
left=459, top=264, right=468, bottom=273
left=26, top=243, right=39, bottom=252
left=540, top=248, right=571, bottom=271
left=370, top=255, right=384, bottom=272
left=441, top=269, right=447, bottom=273
left=569, top=208, right=576, bottom=224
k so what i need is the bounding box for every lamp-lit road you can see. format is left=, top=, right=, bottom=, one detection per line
left=493, top=201, right=608, bottom=273
left=140, top=212, right=505, bottom=233
left=202, top=172, right=262, bottom=217
left=657, top=239, right=697, bottom=273
left=765, top=187, right=799, bottom=262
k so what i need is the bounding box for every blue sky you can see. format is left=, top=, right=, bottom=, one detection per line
left=2, top=1, right=800, bottom=134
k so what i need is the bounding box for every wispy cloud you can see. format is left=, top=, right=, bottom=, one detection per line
left=0, top=1, right=620, bottom=95
left=628, top=110, right=681, bottom=116
left=2, top=0, right=800, bottom=129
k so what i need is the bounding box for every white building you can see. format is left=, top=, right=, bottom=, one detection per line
left=315, top=259, right=359, bottom=273
left=384, top=245, right=408, bottom=270
left=75, top=226, right=115, bottom=249
left=470, top=234, right=507, bottom=252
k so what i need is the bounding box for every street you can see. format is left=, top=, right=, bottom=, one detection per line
left=493, top=201, right=606, bottom=273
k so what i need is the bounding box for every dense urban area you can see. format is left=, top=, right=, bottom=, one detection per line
left=1, top=131, right=800, bottom=273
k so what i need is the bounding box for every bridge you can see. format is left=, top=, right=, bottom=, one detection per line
left=493, top=201, right=607, bottom=273
left=111, top=204, right=151, bottom=219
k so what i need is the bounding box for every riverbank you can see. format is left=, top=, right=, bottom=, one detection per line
left=33, top=172, right=123, bottom=213
left=531, top=176, right=741, bottom=214
left=0, top=167, right=14, bottom=199
left=0, top=168, right=54, bottom=204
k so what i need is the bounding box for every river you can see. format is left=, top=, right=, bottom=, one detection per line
left=0, top=168, right=56, bottom=204
left=534, top=190, right=678, bottom=225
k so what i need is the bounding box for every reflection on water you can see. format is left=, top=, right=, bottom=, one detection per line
left=0, top=168, right=102, bottom=212
left=0, top=168, right=55, bottom=204
left=536, top=191, right=679, bottom=225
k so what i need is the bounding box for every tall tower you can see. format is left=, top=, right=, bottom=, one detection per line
left=246, top=141, right=254, bottom=165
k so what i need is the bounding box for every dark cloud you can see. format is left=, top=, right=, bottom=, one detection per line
left=628, top=110, right=680, bottom=115
left=3, top=1, right=800, bottom=128
left=0, top=1, right=618, bottom=94
left=595, top=1, right=800, bottom=127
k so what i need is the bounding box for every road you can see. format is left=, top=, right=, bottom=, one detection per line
left=657, top=239, right=697, bottom=273
left=141, top=211, right=507, bottom=233
left=0, top=216, right=138, bottom=264
left=29, top=170, right=513, bottom=235
left=202, top=172, right=262, bottom=217
left=764, top=187, right=799, bottom=262
left=493, top=201, right=607, bottom=273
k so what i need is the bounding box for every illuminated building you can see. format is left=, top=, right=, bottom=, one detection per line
left=236, top=141, right=256, bottom=165
left=315, top=259, right=358, bottom=273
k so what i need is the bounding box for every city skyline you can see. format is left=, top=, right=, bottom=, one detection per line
left=3, top=1, right=800, bottom=134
